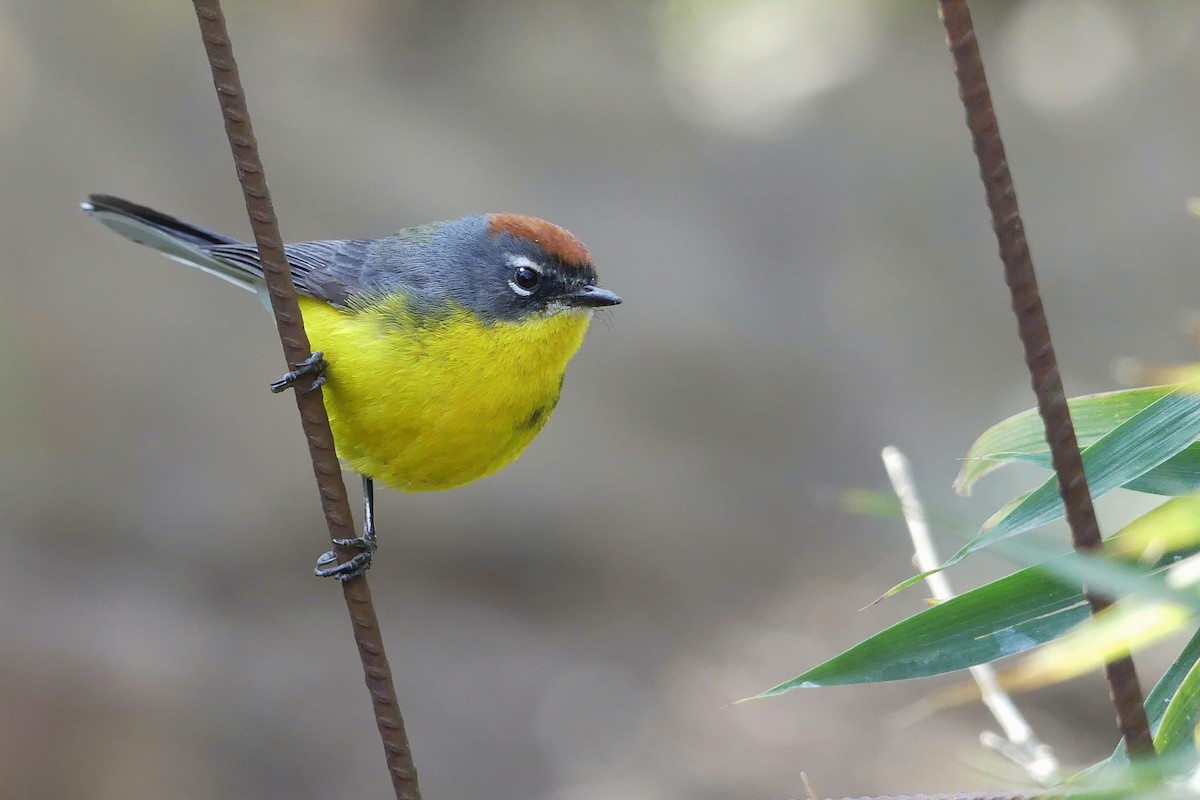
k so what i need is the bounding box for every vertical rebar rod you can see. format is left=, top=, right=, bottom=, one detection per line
left=190, top=2, right=423, bottom=795
left=935, top=0, right=1153, bottom=757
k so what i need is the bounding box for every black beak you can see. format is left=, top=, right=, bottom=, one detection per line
left=567, top=285, right=622, bottom=308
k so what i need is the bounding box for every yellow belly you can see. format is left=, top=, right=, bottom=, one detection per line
left=297, top=295, right=591, bottom=491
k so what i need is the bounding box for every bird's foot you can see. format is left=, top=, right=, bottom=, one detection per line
left=270, top=351, right=328, bottom=394
left=314, top=531, right=378, bottom=582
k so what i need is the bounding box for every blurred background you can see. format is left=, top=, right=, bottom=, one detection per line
left=2, top=1, right=1200, bottom=798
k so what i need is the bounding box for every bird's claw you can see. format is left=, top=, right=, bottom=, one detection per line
left=270, top=351, right=328, bottom=394
left=314, top=532, right=378, bottom=582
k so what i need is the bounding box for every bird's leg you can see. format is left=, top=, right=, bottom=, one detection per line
left=270, top=351, right=328, bottom=394
left=314, top=475, right=379, bottom=581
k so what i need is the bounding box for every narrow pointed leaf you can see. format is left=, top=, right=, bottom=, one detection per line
left=997, top=601, right=1193, bottom=693
left=749, top=564, right=1088, bottom=695
left=885, top=386, right=1200, bottom=599
left=1109, top=626, right=1200, bottom=765
left=878, top=491, right=1028, bottom=599
left=943, top=382, right=1200, bottom=572
left=1154, top=646, right=1200, bottom=755
left=758, top=522, right=1200, bottom=698
left=987, top=530, right=1200, bottom=614
left=987, top=446, right=1200, bottom=497
left=955, top=385, right=1175, bottom=496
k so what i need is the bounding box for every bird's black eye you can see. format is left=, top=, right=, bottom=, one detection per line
left=512, top=265, right=540, bottom=293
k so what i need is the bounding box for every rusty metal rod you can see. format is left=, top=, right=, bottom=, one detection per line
left=935, top=0, right=1153, bottom=757
left=190, top=2, right=423, bottom=796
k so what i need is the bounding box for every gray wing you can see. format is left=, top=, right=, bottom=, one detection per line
left=83, top=194, right=388, bottom=306
left=206, top=239, right=380, bottom=307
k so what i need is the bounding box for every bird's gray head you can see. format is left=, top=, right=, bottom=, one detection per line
left=377, top=214, right=621, bottom=323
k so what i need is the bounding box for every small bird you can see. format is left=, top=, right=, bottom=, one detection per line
left=82, top=195, right=620, bottom=579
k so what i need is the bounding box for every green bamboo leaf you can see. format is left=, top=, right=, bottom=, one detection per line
left=754, top=515, right=1200, bottom=699
left=748, top=564, right=1088, bottom=695
left=1149, top=628, right=1200, bottom=737
left=1108, top=626, right=1200, bottom=766
left=997, top=600, right=1193, bottom=693
left=985, top=446, right=1200, bottom=497
left=884, top=383, right=1200, bottom=597
left=1069, top=750, right=1198, bottom=797
left=972, top=526, right=1200, bottom=614
left=955, top=385, right=1175, bottom=496
left=1153, top=638, right=1200, bottom=755
left=957, top=384, right=1200, bottom=558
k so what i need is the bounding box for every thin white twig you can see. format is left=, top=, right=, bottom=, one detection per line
left=881, top=446, right=1061, bottom=786
left=799, top=771, right=820, bottom=800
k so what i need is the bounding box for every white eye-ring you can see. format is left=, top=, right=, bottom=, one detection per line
left=507, top=255, right=542, bottom=296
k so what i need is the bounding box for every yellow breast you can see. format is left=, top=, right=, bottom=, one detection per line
left=297, top=295, right=591, bottom=491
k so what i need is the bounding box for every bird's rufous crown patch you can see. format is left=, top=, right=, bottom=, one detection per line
left=487, top=213, right=592, bottom=269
